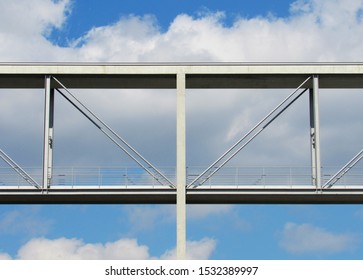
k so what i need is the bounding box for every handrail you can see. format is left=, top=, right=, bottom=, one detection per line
left=0, top=166, right=362, bottom=188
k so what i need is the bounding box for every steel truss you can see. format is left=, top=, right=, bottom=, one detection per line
left=1, top=64, right=362, bottom=195
left=188, top=76, right=312, bottom=188
left=51, top=76, right=175, bottom=188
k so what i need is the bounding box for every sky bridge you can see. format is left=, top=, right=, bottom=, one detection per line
left=1, top=63, right=363, bottom=258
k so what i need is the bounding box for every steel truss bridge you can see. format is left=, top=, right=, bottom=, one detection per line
left=1, top=63, right=363, bottom=258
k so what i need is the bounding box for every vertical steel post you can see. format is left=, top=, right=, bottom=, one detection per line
left=311, top=75, right=322, bottom=189
left=309, top=89, right=316, bottom=186
left=176, top=72, right=186, bottom=259
left=43, top=75, right=54, bottom=189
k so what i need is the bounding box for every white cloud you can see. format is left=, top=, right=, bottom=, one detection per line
left=2, top=236, right=215, bottom=260
left=0, top=253, right=11, bottom=260
left=0, top=207, right=52, bottom=236
left=161, top=238, right=216, bottom=260
left=0, top=0, right=73, bottom=61
left=1, top=0, right=363, bottom=62
left=187, top=205, right=234, bottom=220
left=279, top=222, right=357, bottom=254
left=0, top=0, right=70, bottom=36
left=71, top=15, right=161, bottom=62
left=66, top=0, right=363, bottom=62
left=126, top=205, right=235, bottom=231
left=126, top=205, right=174, bottom=232
left=17, top=237, right=150, bottom=260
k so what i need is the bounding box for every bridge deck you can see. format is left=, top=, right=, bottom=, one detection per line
left=1, top=165, right=363, bottom=203
left=1, top=186, right=363, bottom=204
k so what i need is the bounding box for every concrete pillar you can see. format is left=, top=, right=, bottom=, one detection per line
left=176, top=72, right=186, bottom=259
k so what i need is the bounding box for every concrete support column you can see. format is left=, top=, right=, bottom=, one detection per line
left=310, top=75, right=322, bottom=189
left=43, top=75, right=54, bottom=189
left=176, top=72, right=186, bottom=259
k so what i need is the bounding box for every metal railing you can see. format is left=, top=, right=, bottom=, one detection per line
left=1, top=166, right=363, bottom=188
left=188, top=166, right=363, bottom=187
left=0, top=167, right=41, bottom=187
left=50, top=167, right=176, bottom=187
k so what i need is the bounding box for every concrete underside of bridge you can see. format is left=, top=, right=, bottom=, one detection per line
left=1, top=63, right=363, bottom=89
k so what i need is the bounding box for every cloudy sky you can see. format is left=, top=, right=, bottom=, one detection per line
left=1, top=0, right=363, bottom=259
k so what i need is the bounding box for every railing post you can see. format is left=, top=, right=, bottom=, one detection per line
left=98, top=167, right=101, bottom=187
left=236, top=166, right=239, bottom=187
left=125, top=167, right=128, bottom=188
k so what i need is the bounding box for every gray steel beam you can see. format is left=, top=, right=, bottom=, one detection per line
left=312, top=75, right=322, bottom=189
left=309, top=89, right=317, bottom=186
left=42, top=75, right=54, bottom=189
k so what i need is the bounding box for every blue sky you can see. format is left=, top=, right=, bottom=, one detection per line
left=52, top=0, right=293, bottom=43
left=1, top=0, right=363, bottom=259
